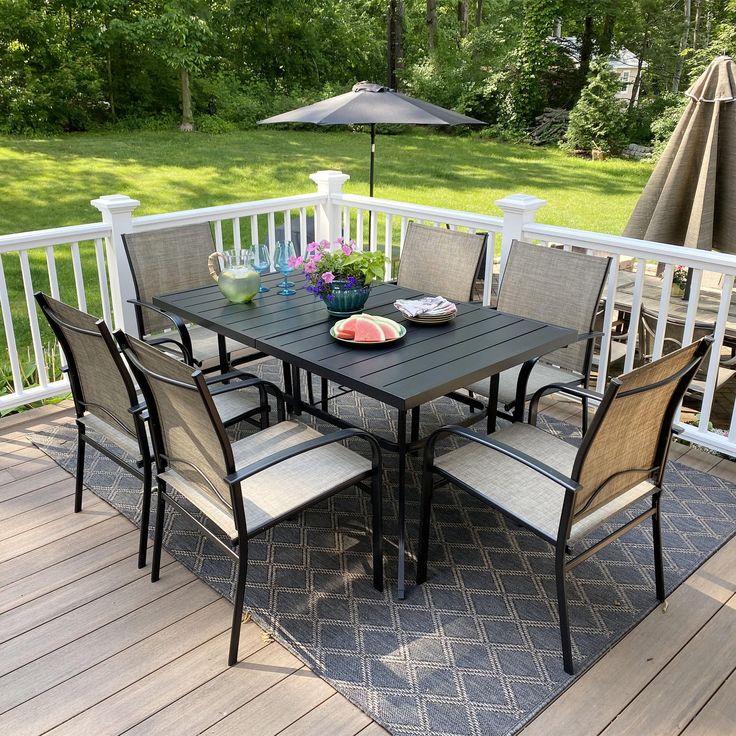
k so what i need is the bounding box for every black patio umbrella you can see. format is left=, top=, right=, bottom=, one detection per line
left=258, top=81, right=485, bottom=196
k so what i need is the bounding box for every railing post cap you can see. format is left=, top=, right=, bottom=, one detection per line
left=90, top=194, right=141, bottom=213
left=309, top=170, right=350, bottom=187
left=495, top=193, right=547, bottom=213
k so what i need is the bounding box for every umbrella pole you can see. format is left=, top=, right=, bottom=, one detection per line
left=683, top=267, right=693, bottom=301
left=368, top=124, right=375, bottom=246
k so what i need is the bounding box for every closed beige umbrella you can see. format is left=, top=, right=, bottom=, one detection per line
left=624, top=56, right=736, bottom=254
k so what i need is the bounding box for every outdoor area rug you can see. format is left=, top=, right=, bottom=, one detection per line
left=29, top=358, right=736, bottom=736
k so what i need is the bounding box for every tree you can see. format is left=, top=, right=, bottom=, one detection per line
left=563, top=60, right=627, bottom=153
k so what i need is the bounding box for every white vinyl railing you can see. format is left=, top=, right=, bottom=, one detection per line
left=2, top=169, right=736, bottom=460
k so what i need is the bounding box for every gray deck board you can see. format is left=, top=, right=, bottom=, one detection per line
left=0, top=404, right=734, bottom=735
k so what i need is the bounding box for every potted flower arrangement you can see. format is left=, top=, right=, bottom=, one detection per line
left=290, top=238, right=386, bottom=315
left=671, top=265, right=688, bottom=297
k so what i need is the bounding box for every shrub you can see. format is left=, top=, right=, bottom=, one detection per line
left=562, top=61, right=627, bottom=155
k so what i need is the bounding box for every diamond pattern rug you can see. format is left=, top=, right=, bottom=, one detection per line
left=29, top=359, right=736, bottom=736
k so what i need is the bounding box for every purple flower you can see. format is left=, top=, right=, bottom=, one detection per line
left=322, top=271, right=335, bottom=284
left=327, top=294, right=335, bottom=301
left=347, top=276, right=358, bottom=287
left=341, top=244, right=352, bottom=255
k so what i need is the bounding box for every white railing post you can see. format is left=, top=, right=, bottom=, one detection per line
left=310, top=170, right=350, bottom=245
left=90, top=194, right=141, bottom=333
left=496, top=194, right=547, bottom=282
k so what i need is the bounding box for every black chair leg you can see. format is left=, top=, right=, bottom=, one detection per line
left=652, top=492, right=665, bottom=602
left=371, top=477, right=384, bottom=592
left=229, top=544, right=249, bottom=666
left=306, top=371, right=315, bottom=405
left=581, top=396, right=589, bottom=436
left=138, top=460, right=153, bottom=568
left=555, top=545, right=574, bottom=675
left=151, top=480, right=166, bottom=582
left=416, top=469, right=435, bottom=585
left=74, top=425, right=85, bottom=513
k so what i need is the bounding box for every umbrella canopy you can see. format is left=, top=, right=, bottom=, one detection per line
left=258, top=81, right=484, bottom=195
left=623, top=56, right=736, bottom=253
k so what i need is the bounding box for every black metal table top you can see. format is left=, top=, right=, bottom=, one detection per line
left=154, top=273, right=577, bottom=410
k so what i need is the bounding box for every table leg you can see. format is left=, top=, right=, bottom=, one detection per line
left=397, top=409, right=407, bottom=600
left=282, top=362, right=294, bottom=413
left=218, top=334, right=228, bottom=375
left=321, top=377, right=329, bottom=412
left=410, top=407, right=420, bottom=444
left=290, top=364, right=302, bottom=416
left=486, top=374, right=499, bottom=434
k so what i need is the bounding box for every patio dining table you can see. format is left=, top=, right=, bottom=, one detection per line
left=154, top=272, right=576, bottom=597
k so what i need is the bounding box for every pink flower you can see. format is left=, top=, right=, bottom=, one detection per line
left=341, top=244, right=352, bottom=255
left=322, top=271, right=335, bottom=284
left=287, top=255, right=303, bottom=269
left=312, top=252, right=323, bottom=262
left=304, top=261, right=317, bottom=274
left=307, top=242, right=319, bottom=253
left=319, top=239, right=330, bottom=247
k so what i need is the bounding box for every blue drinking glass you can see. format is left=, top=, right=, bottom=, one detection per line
left=251, top=244, right=271, bottom=292
left=274, top=241, right=296, bottom=296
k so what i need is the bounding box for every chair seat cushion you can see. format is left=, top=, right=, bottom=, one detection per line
left=211, top=389, right=264, bottom=425
left=466, top=362, right=584, bottom=408
left=434, top=423, right=655, bottom=542
left=160, top=421, right=372, bottom=542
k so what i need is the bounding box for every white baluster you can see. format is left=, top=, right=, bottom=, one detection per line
left=94, top=239, right=112, bottom=325
left=384, top=214, right=393, bottom=281
left=214, top=220, right=224, bottom=250
left=70, top=242, right=87, bottom=311
left=595, top=255, right=620, bottom=393
left=356, top=210, right=364, bottom=251
left=623, top=258, right=646, bottom=373
left=233, top=218, right=241, bottom=251
left=19, top=251, right=49, bottom=388
left=652, top=263, right=674, bottom=359
left=0, top=255, right=23, bottom=395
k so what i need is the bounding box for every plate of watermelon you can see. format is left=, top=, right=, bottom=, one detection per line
left=331, top=314, right=406, bottom=345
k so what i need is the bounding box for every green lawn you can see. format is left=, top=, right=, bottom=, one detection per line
left=0, top=129, right=653, bottom=392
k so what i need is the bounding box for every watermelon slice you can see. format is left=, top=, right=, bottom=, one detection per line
left=377, top=321, right=402, bottom=339
left=337, top=314, right=364, bottom=338
left=353, top=317, right=386, bottom=342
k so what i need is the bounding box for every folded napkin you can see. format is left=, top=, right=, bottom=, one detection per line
left=394, top=296, right=457, bottom=317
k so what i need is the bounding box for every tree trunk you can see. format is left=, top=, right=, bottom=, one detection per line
left=693, top=0, right=702, bottom=48
left=628, top=53, right=645, bottom=112
left=106, top=51, right=116, bottom=121
left=458, top=1, right=469, bottom=37
left=579, top=16, right=594, bottom=81
left=387, top=1, right=404, bottom=90
left=427, top=0, right=437, bottom=52
left=599, top=14, right=615, bottom=56
left=475, top=0, right=483, bottom=26
left=179, top=67, right=194, bottom=132
left=672, top=0, right=692, bottom=92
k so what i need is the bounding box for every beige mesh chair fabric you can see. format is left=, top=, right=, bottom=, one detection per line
left=123, top=223, right=216, bottom=335
left=573, top=341, right=705, bottom=519
left=41, top=296, right=136, bottom=439
left=637, top=306, right=731, bottom=394
left=396, top=223, right=486, bottom=303
left=123, top=335, right=236, bottom=526
left=496, top=241, right=610, bottom=373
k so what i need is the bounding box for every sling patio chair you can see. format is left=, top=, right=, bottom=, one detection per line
left=464, top=241, right=612, bottom=434
left=36, top=293, right=279, bottom=567
left=639, top=305, right=735, bottom=398
left=122, top=222, right=263, bottom=372
left=117, top=331, right=384, bottom=666
left=396, top=222, right=488, bottom=303
left=417, top=338, right=710, bottom=674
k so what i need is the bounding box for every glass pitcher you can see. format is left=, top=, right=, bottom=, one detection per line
left=207, top=249, right=261, bottom=304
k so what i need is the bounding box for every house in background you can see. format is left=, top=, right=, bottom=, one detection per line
left=610, top=48, right=648, bottom=104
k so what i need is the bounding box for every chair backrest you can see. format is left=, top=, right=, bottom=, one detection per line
left=117, top=331, right=237, bottom=530
left=35, top=293, right=138, bottom=438
left=396, top=223, right=487, bottom=303
left=122, top=222, right=216, bottom=336
left=569, top=338, right=709, bottom=527
left=639, top=305, right=715, bottom=380
left=498, top=241, right=612, bottom=374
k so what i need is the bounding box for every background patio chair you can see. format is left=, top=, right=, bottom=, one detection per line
left=638, top=305, right=734, bottom=397
left=117, top=332, right=384, bottom=666
left=465, top=241, right=611, bottom=433
left=396, top=222, right=487, bottom=303
left=36, top=293, right=278, bottom=567
left=418, top=338, right=710, bottom=674
left=122, top=222, right=262, bottom=372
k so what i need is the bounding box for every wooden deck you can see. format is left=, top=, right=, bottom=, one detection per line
left=0, top=401, right=734, bottom=735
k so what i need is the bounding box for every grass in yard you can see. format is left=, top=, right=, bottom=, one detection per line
left=0, top=128, right=652, bottom=384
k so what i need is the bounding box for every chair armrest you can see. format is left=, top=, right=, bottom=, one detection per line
left=208, top=373, right=287, bottom=421
left=528, top=382, right=604, bottom=425
left=128, top=299, right=195, bottom=365
left=225, top=428, right=381, bottom=485
left=576, top=330, right=604, bottom=343
left=426, top=425, right=579, bottom=491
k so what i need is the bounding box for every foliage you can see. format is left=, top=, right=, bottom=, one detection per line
left=563, top=60, right=628, bottom=154
left=649, top=93, right=688, bottom=160
left=0, top=342, right=66, bottom=416
left=671, top=265, right=688, bottom=289
left=293, top=238, right=386, bottom=301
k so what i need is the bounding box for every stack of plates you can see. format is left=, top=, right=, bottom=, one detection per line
left=394, top=297, right=457, bottom=324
